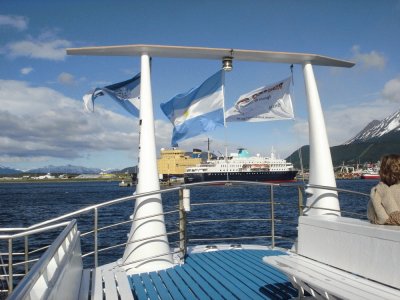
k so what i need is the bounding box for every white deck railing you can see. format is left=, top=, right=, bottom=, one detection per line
left=0, top=181, right=370, bottom=296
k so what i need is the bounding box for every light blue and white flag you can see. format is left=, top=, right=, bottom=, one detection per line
left=160, top=70, right=225, bottom=146
left=225, top=77, right=294, bottom=122
left=83, top=73, right=140, bottom=117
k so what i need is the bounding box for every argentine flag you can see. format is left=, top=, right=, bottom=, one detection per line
left=161, top=70, right=225, bottom=146
left=83, top=73, right=140, bottom=117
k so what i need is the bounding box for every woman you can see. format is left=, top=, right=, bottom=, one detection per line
left=367, top=154, right=400, bottom=225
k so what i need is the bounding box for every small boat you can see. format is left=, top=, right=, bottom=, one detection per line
left=119, top=180, right=132, bottom=187
left=361, top=165, right=380, bottom=180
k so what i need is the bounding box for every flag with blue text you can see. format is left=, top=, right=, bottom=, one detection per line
left=225, top=77, right=294, bottom=122
left=83, top=73, right=140, bottom=117
left=160, top=70, right=225, bottom=146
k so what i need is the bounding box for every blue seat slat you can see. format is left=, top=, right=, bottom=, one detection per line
left=140, top=273, right=160, bottom=300
left=174, top=266, right=211, bottom=299
left=226, top=250, right=298, bottom=297
left=184, top=258, right=235, bottom=299
left=188, top=254, right=250, bottom=299
left=181, top=264, right=224, bottom=300
left=149, top=272, right=173, bottom=300
left=158, top=270, right=185, bottom=300
left=216, top=251, right=269, bottom=282
left=130, top=275, right=148, bottom=300
left=205, top=251, right=270, bottom=294
left=233, top=250, right=289, bottom=281
left=127, top=249, right=294, bottom=300
left=196, top=252, right=264, bottom=299
left=165, top=268, right=196, bottom=299
left=222, top=250, right=288, bottom=283
left=212, top=251, right=297, bottom=298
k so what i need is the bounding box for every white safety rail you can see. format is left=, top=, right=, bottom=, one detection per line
left=6, top=220, right=82, bottom=299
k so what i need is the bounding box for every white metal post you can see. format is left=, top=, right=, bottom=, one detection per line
left=122, top=54, right=173, bottom=274
left=302, top=63, right=340, bottom=216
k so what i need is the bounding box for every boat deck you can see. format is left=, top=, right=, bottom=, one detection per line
left=128, top=248, right=297, bottom=299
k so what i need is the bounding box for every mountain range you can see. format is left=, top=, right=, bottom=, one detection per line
left=0, top=164, right=103, bottom=175
left=287, top=108, right=400, bottom=169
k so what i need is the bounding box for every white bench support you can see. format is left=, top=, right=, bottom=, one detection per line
left=264, top=255, right=400, bottom=300
left=264, top=216, right=400, bottom=300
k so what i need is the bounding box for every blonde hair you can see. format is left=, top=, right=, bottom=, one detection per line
left=379, top=154, right=400, bottom=186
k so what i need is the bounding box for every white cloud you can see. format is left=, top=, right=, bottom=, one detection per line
left=0, top=15, right=28, bottom=30
left=351, top=45, right=386, bottom=70
left=0, top=80, right=143, bottom=162
left=382, top=77, right=400, bottom=102
left=291, top=76, right=400, bottom=147
left=58, top=72, right=75, bottom=85
left=293, top=100, right=397, bottom=147
left=3, top=32, right=72, bottom=61
left=20, top=67, right=33, bottom=75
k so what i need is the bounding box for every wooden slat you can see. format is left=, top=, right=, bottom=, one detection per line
left=115, top=270, right=134, bottom=300
left=184, top=258, right=235, bottom=299
left=78, top=269, right=91, bottom=300
left=165, top=268, right=196, bottom=299
left=265, top=255, right=400, bottom=300
left=188, top=254, right=249, bottom=299
left=102, top=269, right=118, bottom=300
left=91, top=268, right=103, bottom=300
left=227, top=250, right=289, bottom=282
left=127, top=249, right=296, bottom=300
left=195, top=252, right=263, bottom=299
left=174, top=266, right=211, bottom=300
left=217, top=251, right=296, bottom=298
left=179, top=264, right=223, bottom=300
left=130, top=275, right=147, bottom=299
left=149, top=272, right=173, bottom=300
left=204, top=251, right=273, bottom=297
left=158, top=270, right=185, bottom=300
left=140, top=273, right=160, bottom=300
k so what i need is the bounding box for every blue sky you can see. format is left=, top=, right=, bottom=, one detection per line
left=1, top=0, right=399, bottom=171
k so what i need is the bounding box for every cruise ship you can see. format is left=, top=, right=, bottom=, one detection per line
left=184, top=148, right=298, bottom=183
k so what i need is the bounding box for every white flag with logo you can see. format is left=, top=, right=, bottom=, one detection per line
left=225, top=77, right=294, bottom=122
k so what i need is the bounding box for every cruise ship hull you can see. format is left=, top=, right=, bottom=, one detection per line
left=184, top=170, right=298, bottom=183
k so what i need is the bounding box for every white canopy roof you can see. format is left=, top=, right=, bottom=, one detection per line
left=67, top=44, right=354, bottom=68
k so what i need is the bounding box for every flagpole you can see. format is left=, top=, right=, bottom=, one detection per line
left=302, top=62, right=340, bottom=216
left=122, top=53, right=173, bottom=274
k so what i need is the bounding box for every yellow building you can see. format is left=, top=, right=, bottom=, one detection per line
left=157, top=148, right=201, bottom=178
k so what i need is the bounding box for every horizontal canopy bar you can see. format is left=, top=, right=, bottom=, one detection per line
left=66, top=44, right=354, bottom=68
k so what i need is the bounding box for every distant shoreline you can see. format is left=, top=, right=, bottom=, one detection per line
left=0, top=178, right=129, bottom=184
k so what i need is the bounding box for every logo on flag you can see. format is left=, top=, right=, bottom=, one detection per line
left=225, top=77, right=294, bottom=122
left=83, top=73, right=140, bottom=117
left=160, top=70, right=225, bottom=146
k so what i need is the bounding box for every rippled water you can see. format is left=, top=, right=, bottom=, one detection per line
left=0, top=180, right=378, bottom=267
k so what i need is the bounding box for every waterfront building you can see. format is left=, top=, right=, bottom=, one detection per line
left=157, top=148, right=201, bottom=179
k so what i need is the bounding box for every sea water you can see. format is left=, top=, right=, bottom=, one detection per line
left=0, top=180, right=378, bottom=267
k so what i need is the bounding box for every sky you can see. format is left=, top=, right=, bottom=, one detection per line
left=1, top=0, right=400, bottom=171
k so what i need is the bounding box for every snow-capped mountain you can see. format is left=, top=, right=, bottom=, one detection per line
left=27, top=164, right=102, bottom=174
left=344, top=110, right=400, bottom=144
left=0, top=165, right=23, bottom=175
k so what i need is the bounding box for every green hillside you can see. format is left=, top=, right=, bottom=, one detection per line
left=287, top=140, right=400, bottom=169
